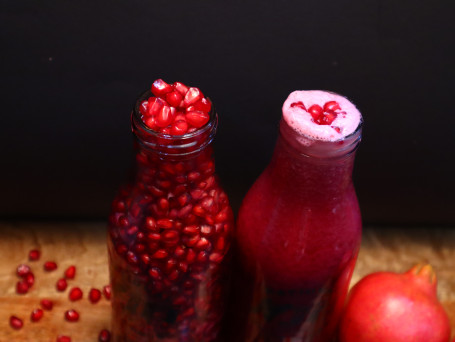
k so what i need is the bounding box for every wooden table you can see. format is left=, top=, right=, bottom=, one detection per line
left=0, top=222, right=454, bottom=341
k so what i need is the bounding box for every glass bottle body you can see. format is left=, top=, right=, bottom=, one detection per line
left=232, top=120, right=362, bottom=342
left=108, top=92, right=234, bottom=342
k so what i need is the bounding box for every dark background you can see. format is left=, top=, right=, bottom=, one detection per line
left=1, top=0, right=454, bottom=225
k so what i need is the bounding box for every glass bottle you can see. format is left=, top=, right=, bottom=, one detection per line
left=108, top=89, right=234, bottom=342
left=230, top=91, right=363, bottom=341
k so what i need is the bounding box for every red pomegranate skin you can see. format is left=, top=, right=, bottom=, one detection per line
left=339, top=263, right=451, bottom=342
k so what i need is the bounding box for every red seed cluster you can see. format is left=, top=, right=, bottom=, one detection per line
left=291, top=100, right=343, bottom=129
left=139, top=79, right=212, bottom=135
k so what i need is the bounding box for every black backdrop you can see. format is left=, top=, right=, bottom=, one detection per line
left=1, top=0, right=454, bottom=225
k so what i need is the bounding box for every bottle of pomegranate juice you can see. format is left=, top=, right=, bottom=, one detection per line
left=108, top=79, right=234, bottom=342
left=232, top=90, right=363, bottom=341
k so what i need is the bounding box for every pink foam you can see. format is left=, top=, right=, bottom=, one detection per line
left=282, top=90, right=362, bottom=145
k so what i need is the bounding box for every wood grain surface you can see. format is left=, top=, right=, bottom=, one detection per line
left=0, top=222, right=454, bottom=341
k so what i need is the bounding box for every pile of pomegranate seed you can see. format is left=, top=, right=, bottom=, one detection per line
left=291, top=100, right=344, bottom=131
left=9, top=249, right=111, bottom=341
left=139, top=79, right=212, bottom=135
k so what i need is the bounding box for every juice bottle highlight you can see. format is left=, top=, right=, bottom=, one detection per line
left=230, top=90, right=363, bottom=341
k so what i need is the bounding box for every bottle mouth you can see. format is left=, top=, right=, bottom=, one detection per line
left=279, top=118, right=363, bottom=159
left=132, top=90, right=218, bottom=157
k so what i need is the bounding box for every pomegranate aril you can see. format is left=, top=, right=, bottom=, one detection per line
left=192, top=97, right=211, bottom=113
left=215, top=237, right=225, bottom=251
left=40, top=299, right=53, bottom=310
left=28, top=249, right=41, bottom=261
left=17, top=264, right=31, bottom=277
left=116, top=244, right=127, bottom=255
left=183, top=87, right=203, bottom=107
left=187, top=171, right=201, bottom=182
left=332, top=126, right=341, bottom=133
left=149, top=267, right=162, bottom=280
left=157, top=218, right=174, bottom=229
left=166, top=90, right=183, bottom=107
left=197, top=251, right=208, bottom=263
left=321, top=112, right=337, bottom=125
left=64, top=309, right=80, bottom=322
left=171, top=120, right=189, bottom=135
left=99, top=329, right=111, bottom=342
left=126, top=251, right=139, bottom=265
left=290, top=101, right=306, bottom=111
left=186, top=248, right=196, bottom=264
left=152, top=249, right=169, bottom=259
left=323, top=100, right=341, bottom=112
left=64, top=265, right=76, bottom=279
left=151, top=79, right=173, bottom=97
left=308, top=104, right=323, bottom=121
left=144, top=115, right=158, bottom=130
left=209, top=253, right=223, bottom=263
left=103, top=285, right=111, bottom=300
left=139, top=100, right=148, bottom=116
left=196, top=237, right=210, bottom=250
left=56, top=278, right=68, bottom=292
left=186, top=111, right=210, bottom=128
left=174, top=81, right=189, bottom=96
left=25, top=273, right=35, bottom=287
left=174, top=246, right=185, bottom=258
left=16, top=280, right=29, bottom=294
left=10, top=316, right=23, bottom=330
left=89, top=288, right=102, bottom=303
left=156, top=105, right=174, bottom=128
left=168, top=269, right=180, bottom=281
left=31, top=308, right=44, bottom=322
left=44, top=261, right=57, bottom=271
left=69, top=287, right=83, bottom=301
left=57, top=336, right=71, bottom=342
left=145, top=217, right=157, bottom=230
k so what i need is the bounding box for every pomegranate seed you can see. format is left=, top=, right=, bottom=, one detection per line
left=186, top=249, right=196, bottom=264
left=56, top=278, right=67, bottom=292
left=165, top=90, right=183, bottom=107
left=183, top=87, right=202, bottom=107
left=321, top=112, right=337, bottom=125
left=290, top=101, right=306, bottom=111
left=64, top=309, right=79, bottom=322
left=144, top=115, right=158, bottom=130
left=139, top=100, right=148, bottom=115
left=126, top=251, right=138, bottom=265
left=323, top=100, right=341, bottom=112
left=156, top=105, right=174, bottom=128
left=191, top=97, right=211, bottom=113
left=308, top=104, right=323, bottom=121
left=149, top=267, right=162, bottom=280
left=28, top=249, right=41, bottom=261
left=44, top=261, right=58, bottom=271
left=69, top=287, right=83, bottom=301
left=118, top=215, right=129, bottom=227
left=209, top=252, right=223, bottom=263
left=40, top=299, right=53, bottom=310
left=25, top=273, right=35, bottom=287
left=174, top=81, right=189, bottom=96
left=145, top=217, right=157, bottom=230
left=157, top=218, right=173, bottom=229
left=216, top=237, right=225, bottom=251
left=332, top=126, right=341, bottom=133
left=171, top=120, right=189, bottom=135
left=152, top=249, right=168, bottom=259
left=17, top=264, right=31, bottom=277
left=10, top=316, right=23, bottom=330
left=140, top=253, right=151, bottom=265
left=99, top=329, right=111, bottom=342
left=30, top=308, right=44, bottom=322
left=103, top=285, right=111, bottom=300
left=158, top=198, right=170, bottom=211
left=89, top=288, right=102, bottom=303
left=185, top=111, right=209, bottom=128
left=64, top=265, right=76, bottom=279
left=151, top=79, right=172, bottom=96
left=57, top=336, right=71, bottom=342
left=116, top=244, right=127, bottom=255
left=16, top=280, right=29, bottom=294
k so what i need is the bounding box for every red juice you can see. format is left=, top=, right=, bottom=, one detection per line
left=231, top=90, right=363, bottom=341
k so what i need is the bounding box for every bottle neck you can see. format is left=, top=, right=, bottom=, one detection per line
left=267, top=119, right=361, bottom=199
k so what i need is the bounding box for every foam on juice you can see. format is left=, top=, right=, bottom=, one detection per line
left=282, top=90, right=362, bottom=145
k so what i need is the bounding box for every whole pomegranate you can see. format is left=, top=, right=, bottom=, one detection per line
left=339, top=263, right=451, bottom=342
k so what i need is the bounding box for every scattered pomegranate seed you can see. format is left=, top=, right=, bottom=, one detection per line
left=30, top=308, right=44, bottom=322
left=89, top=288, right=102, bottom=303
left=40, top=299, right=53, bottom=310
left=56, top=278, right=68, bottom=292
left=98, top=329, right=111, bottom=342
left=103, top=285, right=111, bottom=300
left=44, top=261, right=58, bottom=271
left=64, top=265, right=76, bottom=279
left=25, top=273, right=35, bottom=287
left=292, top=100, right=342, bottom=126
left=64, top=309, right=79, bottom=322
left=57, top=335, right=71, bottom=342
left=323, top=100, right=341, bottom=112
left=28, top=249, right=41, bottom=261
left=10, top=316, right=23, bottom=330
left=16, top=280, right=29, bottom=294
left=68, top=287, right=83, bottom=301
left=16, top=264, right=31, bottom=277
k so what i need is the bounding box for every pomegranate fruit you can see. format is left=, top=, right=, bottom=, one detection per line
left=339, top=263, right=451, bottom=342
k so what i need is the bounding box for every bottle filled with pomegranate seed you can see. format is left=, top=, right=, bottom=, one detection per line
left=228, top=90, right=363, bottom=341
left=108, top=79, right=234, bottom=342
